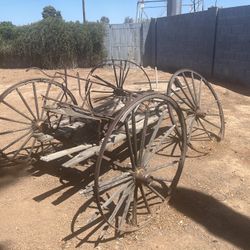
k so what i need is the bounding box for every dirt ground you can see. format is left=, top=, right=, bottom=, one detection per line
left=0, top=68, right=249, bottom=250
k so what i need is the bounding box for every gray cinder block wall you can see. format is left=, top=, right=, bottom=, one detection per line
left=213, top=5, right=250, bottom=86
left=105, top=5, right=250, bottom=86
left=154, top=7, right=218, bottom=76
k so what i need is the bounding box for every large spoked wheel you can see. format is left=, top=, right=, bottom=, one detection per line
left=85, top=59, right=152, bottom=116
left=94, top=93, right=187, bottom=233
left=0, top=78, right=77, bottom=162
left=167, top=69, right=225, bottom=153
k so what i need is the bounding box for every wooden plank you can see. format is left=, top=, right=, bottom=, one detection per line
left=40, top=144, right=93, bottom=162
left=62, top=114, right=160, bottom=168
left=62, top=145, right=100, bottom=167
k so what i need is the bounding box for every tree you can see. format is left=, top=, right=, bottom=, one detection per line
left=0, top=22, right=16, bottom=40
left=100, top=16, right=110, bottom=24
left=42, top=5, right=62, bottom=19
left=124, top=16, right=134, bottom=24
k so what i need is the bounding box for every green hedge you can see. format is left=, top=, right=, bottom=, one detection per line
left=0, top=19, right=106, bottom=69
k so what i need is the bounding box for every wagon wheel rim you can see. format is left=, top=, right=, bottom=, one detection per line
left=94, top=93, right=187, bottom=234
left=85, top=59, right=152, bottom=117
left=0, top=78, right=77, bottom=162
left=167, top=69, right=225, bottom=154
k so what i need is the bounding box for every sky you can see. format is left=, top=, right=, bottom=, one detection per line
left=0, top=0, right=249, bottom=25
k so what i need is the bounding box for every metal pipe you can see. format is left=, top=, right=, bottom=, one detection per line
left=167, top=0, right=182, bottom=16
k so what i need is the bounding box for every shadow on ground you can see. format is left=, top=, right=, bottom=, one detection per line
left=0, top=159, right=30, bottom=190
left=209, top=77, right=250, bottom=96
left=170, top=187, right=250, bottom=249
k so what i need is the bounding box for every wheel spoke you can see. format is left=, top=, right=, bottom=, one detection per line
left=171, top=88, right=195, bottom=110
left=139, top=185, right=151, bottom=214
left=132, top=185, right=138, bottom=225
left=92, top=74, right=116, bottom=90
left=2, top=100, right=33, bottom=121
left=119, top=188, right=134, bottom=228
left=118, top=60, right=123, bottom=88
left=191, top=72, right=198, bottom=105
left=197, top=119, right=212, bottom=140
left=101, top=182, right=133, bottom=210
left=198, top=78, right=202, bottom=107
left=32, top=82, right=40, bottom=119
left=93, top=94, right=114, bottom=102
left=52, top=91, right=64, bottom=105
left=187, top=115, right=196, bottom=142
left=131, top=110, right=138, bottom=163
left=40, top=82, right=52, bottom=119
left=181, top=73, right=197, bottom=106
left=200, top=117, right=221, bottom=129
left=0, top=116, right=30, bottom=125
left=138, top=107, right=149, bottom=166
left=2, top=129, right=33, bottom=151
left=205, top=113, right=220, bottom=117
left=146, top=184, right=165, bottom=201
left=143, top=110, right=166, bottom=162
left=107, top=184, right=133, bottom=225
left=28, top=138, right=37, bottom=157
left=12, top=132, right=33, bottom=159
left=112, top=59, right=119, bottom=87
left=16, top=88, right=37, bottom=120
left=0, top=127, right=31, bottom=136
left=121, top=62, right=130, bottom=88
left=124, top=120, right=136, bottom=170
left=146, top=161, right=178, bottom=173
left=143, top=124, right=176, bottom=166
left=176, top=78, right=196, bottom=107
left=90, top=90, right=114, bottom=94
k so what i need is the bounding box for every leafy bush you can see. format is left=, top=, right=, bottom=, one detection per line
left=0, top=10, right=106, bottom=68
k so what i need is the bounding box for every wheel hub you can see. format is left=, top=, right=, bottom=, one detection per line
left=195, top=108, right=206, bottom=118
left=32, top=120, right=46, bottom=132
left=133, top=168, right=152, bottom=184
left=113, top=88, right=127, bottom=97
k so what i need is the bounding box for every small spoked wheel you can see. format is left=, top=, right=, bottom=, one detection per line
left=94, top=93, right=187, bottom=233
left=167, top=69, right=225, bottom=153
left=85, top=59, right=152, bottom=116
left=0, top=78, right=77, bottom=162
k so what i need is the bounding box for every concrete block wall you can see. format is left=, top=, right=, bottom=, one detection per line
left=105, top=5, right=250, bottom=86
left=155, top=7, right=218, bottom=76
left=214, top=5, right=250, bottom=86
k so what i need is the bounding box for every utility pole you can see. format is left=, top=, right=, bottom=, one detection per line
left=82, top=0, right=86, bottom=23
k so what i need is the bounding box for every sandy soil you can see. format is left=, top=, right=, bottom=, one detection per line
left=0, top=68, right=249, bottom=250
